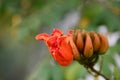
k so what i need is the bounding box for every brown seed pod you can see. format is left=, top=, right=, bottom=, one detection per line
left=97, top=33, right=109, bottom=54
left=83, top=33, right=93, bottom=58
left=76, top=30, right=84, bottom=52
left=89, top=31, right=100, bottom=52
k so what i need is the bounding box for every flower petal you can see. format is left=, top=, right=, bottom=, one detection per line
left=51, top=28, right=63, bottom=36
left=35, top=33, right=50, bottom=41
left=67, top=30, right=74, bottom=35
left=67, top=35, right=80, bottom=60
left=54, top=37, right=73, bottom=66
left=47, top=36, right=57, bottom=47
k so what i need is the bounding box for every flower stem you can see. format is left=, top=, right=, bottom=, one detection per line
left=89, top=66, right=110, bottom=80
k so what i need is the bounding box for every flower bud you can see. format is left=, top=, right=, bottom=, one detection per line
left=76, top=30, right=84, bottom=52
left=89, top=31, right=100, bottom=52
left=83, top=32, right=93, bottom=58
left=97, top=33, right=109, bottom=54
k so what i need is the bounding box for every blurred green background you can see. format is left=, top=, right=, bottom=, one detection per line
left=0, top=0, right=120, bottom=80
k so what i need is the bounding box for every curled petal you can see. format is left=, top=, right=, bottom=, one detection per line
left=57, top=36, right=66, bottom=46
left=47, top=36, right=57, bottom=47
left=53, top=50, right=72, bottom=66
left=51, top=28, right=63, bottom=36
left=35, top=33, right=50, bottom=41
left=54, top=38, right=73, bottom=66
left=67, top=30, right=74, bottom=35
left=67, top=35, right=80, bottom=60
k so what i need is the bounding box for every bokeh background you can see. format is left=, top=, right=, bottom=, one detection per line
left=0, top=0, right=120, bottom=80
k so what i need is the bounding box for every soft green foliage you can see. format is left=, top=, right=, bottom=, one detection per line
left=65, top=62, right=87, bottom=80
left=28, top=59, right=65, bottom=80
left=114, top=67, right=120, bottom=80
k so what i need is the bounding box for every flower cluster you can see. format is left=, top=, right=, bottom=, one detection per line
left=35, top=28, right=108, bottom=67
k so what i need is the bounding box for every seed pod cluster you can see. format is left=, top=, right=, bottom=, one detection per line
left=72, top=29, right=109, bottom=67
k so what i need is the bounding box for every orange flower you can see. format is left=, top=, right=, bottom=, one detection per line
left=35, top=28, right=74, bottom=66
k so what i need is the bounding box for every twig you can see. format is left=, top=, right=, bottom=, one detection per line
left=86, top=68, right=95, bottom=76
left=89, top=67, right=110, bottom=80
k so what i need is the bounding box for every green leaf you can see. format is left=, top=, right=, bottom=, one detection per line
left=113, top=67, right=120, bottom=80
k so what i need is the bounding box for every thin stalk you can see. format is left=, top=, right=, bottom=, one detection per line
left=89, top=67, right=110, bottom=80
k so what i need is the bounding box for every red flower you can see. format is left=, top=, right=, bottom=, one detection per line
left=35, top=28, right=74, bottom=66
